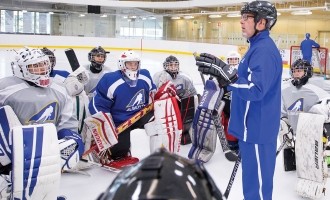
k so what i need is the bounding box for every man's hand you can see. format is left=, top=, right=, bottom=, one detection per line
left=194, top=53, right=238, bottom=87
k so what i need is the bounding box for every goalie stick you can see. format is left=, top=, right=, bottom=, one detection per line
left=82, top=103, right=154, bottom=157
left=65, top=48, right=80, bottom=71
left=223, top=134, right=290, bottom=199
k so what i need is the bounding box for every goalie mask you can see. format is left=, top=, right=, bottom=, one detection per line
left=226, top=51, right=241, bottom=67
left=11, top=47, right=51, bottom=87
left=88, top=46, right=109, bottom=72
left=40, top=47, right=56, bottom=70
left=118, top=50, right=141, bottom=81
left=97, top=148, right=224, bottom=200
left=290, top=59, right=313, bottom=88
left=241, top=1, right=277, bottom=30
left=163, top=55, right=180, bottom=79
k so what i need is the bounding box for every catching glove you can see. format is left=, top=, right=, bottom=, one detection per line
left=195, top=53, right=238, bottom=87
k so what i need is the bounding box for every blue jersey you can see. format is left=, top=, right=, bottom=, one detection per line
left=89, top=69, right=156, bottom=126
left=227, top=30, right=282, bottom=144
left=300, top=39, right=320, bottom=60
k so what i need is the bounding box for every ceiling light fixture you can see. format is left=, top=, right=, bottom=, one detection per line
left=227, top=13, right=241, bottom=18
left=79, top=14, right=85, bottom=17
left=100, top=14, right=107, bottom=17
left=183, top=15, right=194, bottom=19
left=208, top=14, right=221, bottom=18
left=291, top=10, right=312, bottom=15
left=171, top=16, right=181, bottom=20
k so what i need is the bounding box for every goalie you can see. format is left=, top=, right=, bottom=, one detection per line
left=280, top=59, right=330, bottom=199
left=153, top=55, right=198, bottom=145
left=0, top=47, right=84, bottom=199
left=87, top=50, right=182, bottom=169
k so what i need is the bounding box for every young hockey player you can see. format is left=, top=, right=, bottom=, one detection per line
left=153, top=55, right=198, bottom=145
left=0, top=47, right=84, bottom=199
left=84, top=46, right=110, bottom=98
left=280, top=59, right=330, bottom=199
left=194, top=1, right=282, bottom=199
left=88, top=50, right=181, bottom=169
left=222, top=51, right=241, bottom=152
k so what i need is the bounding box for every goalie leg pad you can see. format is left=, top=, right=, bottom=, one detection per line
left=188, top=108, right=217, bottom=163
left=295, top=113, right=327, bottom=198
left=0, top=106, right=21, bottom=166
left=84, top=112, right=118, bottom=152
left=145, top=97, right=182, bottom=153
left=11, top=123, right=61, bottom=200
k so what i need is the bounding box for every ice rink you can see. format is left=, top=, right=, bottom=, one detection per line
left=0, top=48, right=329, bottom=200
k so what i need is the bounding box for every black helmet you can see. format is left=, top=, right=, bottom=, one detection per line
left=290, top=59, right=313, bottom=87
left=97, top=148, right=224, bottom=200
left=40, top=47, right=56, bottom=69
left=241, top=1, right=277, bottom=30
left=88, top=46, right=110, bottom=72
left=163, top=55, right=180, bottom=79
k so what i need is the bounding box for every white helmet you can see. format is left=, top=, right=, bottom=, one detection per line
left=117, top=50, right=141, bottom=80
left=11, top=47, right=51, bottom=87
left=226, top=51, right=241, bottom=66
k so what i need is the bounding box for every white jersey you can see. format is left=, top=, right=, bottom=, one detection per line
left=83, top=64, right=111, bottom=98
left=281, top=77, right=330, bottom=133
left=0, top=76, right=78, bottom=133
left=153, top=71, right=197, bottom=98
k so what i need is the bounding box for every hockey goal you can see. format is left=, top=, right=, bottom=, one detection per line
left=290, top=46, right=329, bottom=78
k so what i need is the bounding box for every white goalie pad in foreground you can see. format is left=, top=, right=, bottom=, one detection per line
left=12, top=123, right=61, bottom=200
left=295, top=112, right=328, bottom=199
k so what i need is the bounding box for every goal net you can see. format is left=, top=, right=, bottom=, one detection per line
left=290, top=46, right=329, bottom=78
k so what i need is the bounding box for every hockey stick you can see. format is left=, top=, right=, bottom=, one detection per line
left=82, top=103, right=154, bottom=157
left=80, top=158, right=121, bottom=173
left=65, top=48, right=80, bottom=71
left=224, top=135, right=290, bottom=199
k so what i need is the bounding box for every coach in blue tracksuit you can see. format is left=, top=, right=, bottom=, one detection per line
left=228, top=2, right=282, bottom=200
left=300, top=33, right=320, bottom=64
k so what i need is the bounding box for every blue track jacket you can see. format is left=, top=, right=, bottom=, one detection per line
left=227, top=30, right=282, bottom=144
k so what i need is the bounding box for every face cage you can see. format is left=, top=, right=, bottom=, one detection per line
left=165, top=61, right=179, bottom=73
left=122, top=61, right=140, bottom=81
left=227, top=58, right=240, bottom=66
left=92, top=53, right=106, bottom=65
left=24, top=60, right=51, bottom=87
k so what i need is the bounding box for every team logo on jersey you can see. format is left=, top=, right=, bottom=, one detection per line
left=28, top=102, right=58, bottom=124
left=288, top=98, right=304, bottom=113
left=176, top=84, right=183, bottom=91
left=126, top=89, right=145, bottom=111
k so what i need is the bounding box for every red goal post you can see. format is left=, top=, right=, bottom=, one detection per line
left=289, top=46, right=329, bottom=78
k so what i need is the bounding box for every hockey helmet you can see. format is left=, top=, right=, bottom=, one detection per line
left=88, top=46, right=109, bottom=71
left=11, top=47, right=51, bottom=88
left=290, top=59, right=313, bottom=87
left=40, top=47, right=56, bottom=69
left=163, top=55, right=180, bottom=79
left=117, top=50, right=141, bottom=81
left=226, top=51, right=241, bottom=66
left=97, top=148, right=224, bottom=200
left=241, top=1, right=277, bottom=30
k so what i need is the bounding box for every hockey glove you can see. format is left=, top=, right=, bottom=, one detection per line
left=154, top=81, right=177, bottom=100
left=195, top=53, right=238, bottom=87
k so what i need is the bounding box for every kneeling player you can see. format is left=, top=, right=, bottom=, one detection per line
left=87, top=51, right=182, bottom=169
left=153, top=55, right=198, bottom=145
left=0, top=47, right=84, bottom=174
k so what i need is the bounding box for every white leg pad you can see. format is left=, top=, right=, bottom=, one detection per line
left=145, top=97, right=182, bottom=153
left=295, top=113, right=327, bottom=199
left=11, top=123, right=61, bottom=200
left=0, top=106, right=22, bottom=166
